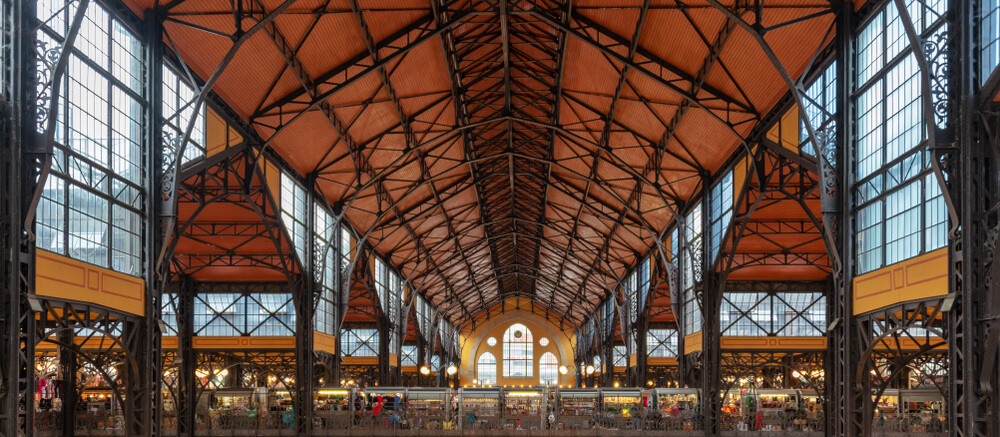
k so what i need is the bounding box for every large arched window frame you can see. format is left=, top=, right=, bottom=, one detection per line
left=539, top=352, right=558, bottom=385
left=503, top=323, right=533, bottom=377
left=477, top=352, right=497, bottom=385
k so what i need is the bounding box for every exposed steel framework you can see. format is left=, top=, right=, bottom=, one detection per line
left=2, top=0, right=1000, bottom=436
left=134, top=0, right=836, bottom=326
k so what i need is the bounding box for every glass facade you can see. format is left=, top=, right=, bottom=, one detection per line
left=314, top=203, right=337, bottom=335
left=342, top=328, right=379, bottom=357
left=401, top=345, right=418, bottom=367
left=36, top=0, right=145, bottom=276
left=193, top=293, right=296, bottom=336
left=720, top=292, right=826, bottom=337
left=708, top=171, right=734, bottom=264
left=503, top=323, right=533, bottom=377
left=853, top=0, right=949, bottom=275
left=683, top=203, right=703, bottom=334
left=280, top=172, right=308, bottom=263
left=984, top=0, right=1000, bottom=83
left=613, top=345, right=627, bottom=367
left=161, top=64, right=206, bottom=164
left=539, top=352, right=558, bottom=386
left=477, top=352, right=497, bottom=385
left=647, top=329, right=678, bottom=358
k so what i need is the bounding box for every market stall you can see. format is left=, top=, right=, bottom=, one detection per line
left=458, top=387, right=500, bottom=430
left=502, top=388, right=545, bottom=430
left=553, top=388, right=598, bottom=430
left=653, top=388, right=700, bottom=430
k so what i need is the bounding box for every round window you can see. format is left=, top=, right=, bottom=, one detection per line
left=539, top=337, right=549, bottom=346
left=487, top=337, right=497, bottom=346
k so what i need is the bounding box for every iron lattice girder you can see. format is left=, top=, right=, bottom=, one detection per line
left=528, top=5, right=756, bottom=115
left=156, top=0, right=838, bottom=326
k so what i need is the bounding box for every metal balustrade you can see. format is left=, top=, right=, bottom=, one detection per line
left=872, top=412, right=948, bottom=434
left=721, top=412, right=825, bottom=432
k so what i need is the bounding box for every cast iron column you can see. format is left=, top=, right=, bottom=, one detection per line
left=700, top=173, right=721, bottom=437
left=176, top=276, right=196, bottom=437
left=294, top=175, right=317, bottom=435
left=59, top=329, right=77, bottom=436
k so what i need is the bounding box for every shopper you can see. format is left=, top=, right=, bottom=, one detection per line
left=353, top=392, right=364, bottom=426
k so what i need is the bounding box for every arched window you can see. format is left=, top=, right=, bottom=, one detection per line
left=477, top=352, right=497, bottom=386
left=503, top=323, right=533, bottom=377
left=539, top=352, right=558, bottom=385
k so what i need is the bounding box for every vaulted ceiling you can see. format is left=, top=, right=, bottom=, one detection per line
left=132, top=0, right=838, bottom=326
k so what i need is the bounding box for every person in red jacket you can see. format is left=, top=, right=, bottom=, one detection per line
left=373, top=395, right=384, bottom=418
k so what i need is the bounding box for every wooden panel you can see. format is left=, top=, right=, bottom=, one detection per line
left=192, top=336, right=295, bottom=349
left=853, top=248, right=949, bottom=315
left=388, top=353, right=399, bottom=368
left=647, top=357, right=677, bottom=366
left=684, top=331, right=703, bottom=355
left=720, top=336, right=827, bottom=351
left=35, top=250, right=145, bottom=316
left=314, top=331, right=336, bottom=355
left=629, top=353, right=638, bottom=368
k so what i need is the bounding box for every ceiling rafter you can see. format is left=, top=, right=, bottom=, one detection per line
left=148, top=0, right=838, bottom=325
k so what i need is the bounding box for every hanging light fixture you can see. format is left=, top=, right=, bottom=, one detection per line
left=420, top=365, right=431, bottom=375
left=558, top=365, right=568, bottom=375
left=446, top=364, right=458, bottom=375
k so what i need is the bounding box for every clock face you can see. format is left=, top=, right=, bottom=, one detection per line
left=514, top=330, right=523, bottom=339
left=539, top=337, right=549, bottom=346
left=487, top=337, right=497, bottom=346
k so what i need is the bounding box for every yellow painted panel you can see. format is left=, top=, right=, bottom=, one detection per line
left=162, top=336, right=179, bottom=349
left=460, top=309, right=574, bottom=387
left=853, top=248, right=949, bottom=315
left=205, top=107, right=227, bottom=157
left=342, top=357, right=378, bottom=365
left=388, top=353, right=399, bottom=368
left=228, top=125, right=243, bottom=147
left=779, top=106, right=800, bottom=153
left=193, top=337, right=242, bottom=348
left=720, top=336, right=827, bottom=351
left=647, top=357, right=677, bottom=366
left=37, top=336, right=123, bottom=351
left=314, top=331, right=336, bottom=355
left=192, top=336, right=295, bottom=349
left=734, top=158, right=747, bottom=201
left=246, top=337, right=296, bottom=348
left=875, top=337, right=947, bottom=351
left=767, top=106, right=801, bottom=153
left=256, top=158, right=281, bottom=204
left=684, top=331, right=703, bottom=355
left=35, top=250, right=145, bottom=316
left=629, top=353, right=638, bottom=368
